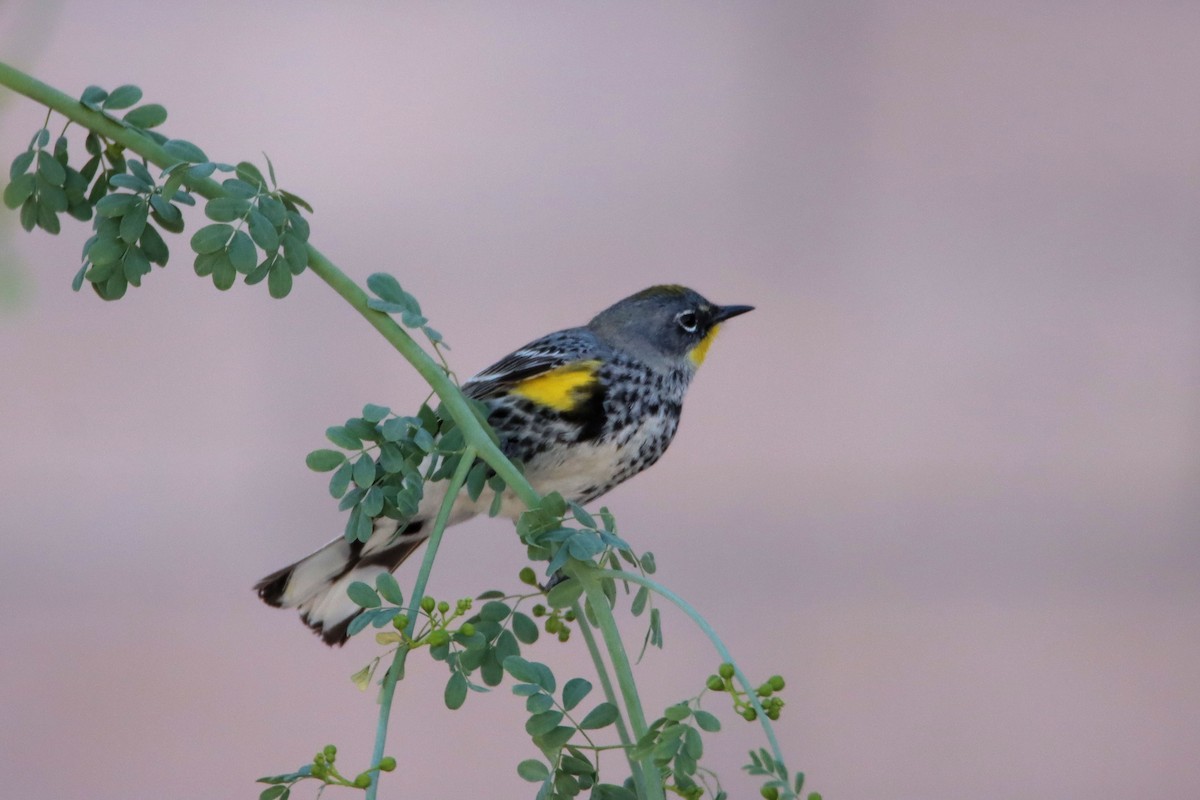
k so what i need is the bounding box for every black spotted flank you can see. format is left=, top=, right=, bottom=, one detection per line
left=559, top=374, right=607, bottom=441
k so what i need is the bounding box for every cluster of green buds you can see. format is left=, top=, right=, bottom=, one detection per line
left=376, top=595, right=474, bottom=647
left=517, top=565, right=577, bottom=643
left=529, top=601, right=576, bottom=643
left=706, top=664, right=785, bottom=722
left=307, top=744, right=396, bottom=791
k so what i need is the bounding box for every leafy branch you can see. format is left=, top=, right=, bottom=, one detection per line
left=0, top=60, right=814, bottom=800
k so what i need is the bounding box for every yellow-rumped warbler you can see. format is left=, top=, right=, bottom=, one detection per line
left=256, top=285, right=752, bottom=644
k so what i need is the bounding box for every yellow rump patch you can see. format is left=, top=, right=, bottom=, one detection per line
left=511, top=360, right=602, bottom=412
left=688, top=325, right=721, bottom=368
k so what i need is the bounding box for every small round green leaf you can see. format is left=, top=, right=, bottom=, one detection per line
left=227, top=230, right=257, bottom=273
left=122, top=246, right=151, bottom=285
left=346, top=581, right=381, bottom=609
left=9, top=149, right=34, bottom=180
left=87, top=236, right=125, bottom=267
left=328, top=461, right=353, bottom=498
left=525, top=692, right=555, bottom=714
left=235, top=161, right=266, bottom=188
left=118, top=201, right=148, bottom=244
left=511, top=611, right=539, bottom=645
left=362, top=403, right=391, bottom=423
left=444, top=672, right=468, bottom=710
left=103, top=84, right=143, bottom=110
left=516, top=759, right=550, bottom=783
left=190, top=223, right=233, bottom=254
left=36, top=179, right=68, bottom=212
left=562, top=677, right=592, bottom=712
left=267, top=260, right=293, bottom=298
left=211, top=254, right=237, bottom=290
left=326, top=425, right=361, bottom=450
left=3, top=173, right=36, bottom=209
left=247, top=208, right=280, bottom=252
left=306, top=449, right=346, bottom=472
left=352, top=453, right=376, bottom=489
left=205, top=196, right=249, bottom=222
left=374, top=572, right=404, bottom=605
left=578, top=702, right=619, bottom=730
left=80, top=86, right=108, bottom=107
left=36, top=150, right=66, bottom=186
left=502, top=655, right=538, bottom=685
left=524, top=710, right=564, bottom=737
left=163, top=139, right=207, bottom=163
left=140, top=224, right=169, bottom=266
left=221, top=178, right=257, bottom=199
left=123, top=103, right=167, bottom=129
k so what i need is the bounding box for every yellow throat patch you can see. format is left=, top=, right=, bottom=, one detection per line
left=688, top=325, right=721, bottom=368
left=511, top=360, right=602, bottom=412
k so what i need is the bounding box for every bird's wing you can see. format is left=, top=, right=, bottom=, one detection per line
left=463, top=329, right=603, bottom=408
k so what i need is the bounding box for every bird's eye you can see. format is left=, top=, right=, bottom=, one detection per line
left=676, top=310, right=699, bottom=333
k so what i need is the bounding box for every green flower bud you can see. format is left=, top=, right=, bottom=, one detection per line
left=459, top=622, right=476, bottom=637
left=420, top=596, right=436, bottom=613
left=757, top=685, right=773, bottom=698
left=769, top=675, right=785, bottom=691
left=706, top=676, right=725, bottom=692
left=767, top=708, right=781, bottom=720
left=742, top=708, right=757, bottom=722
left=519, top=566, right=537, bottom=585
left=563, top=610, right=576, bottom=622
left=353, top=773, right=372, bottom=788
left=456, top=598, right=473, bottom=612
left=323, top=744, right=337, bottom=761
left=718, top=663, right=735, bottom=680
left=557, top=628, right=570, bottom=643
left=393, top=614, right=409, bottom=631
left=545, top=617, right=561, bottom=634
left=378, top=756, right=397, bottom=772
left=437, top=600, right=450, bottom=614
left=428, top=629, right=449, bottom=647
left=532, top=604, right=546, bottom=617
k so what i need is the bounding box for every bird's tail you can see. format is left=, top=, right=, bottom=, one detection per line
left=255, top=519, right=427, bottom=646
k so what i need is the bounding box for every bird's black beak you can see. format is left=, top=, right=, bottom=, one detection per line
left=711, top=304, right=754, bottom=323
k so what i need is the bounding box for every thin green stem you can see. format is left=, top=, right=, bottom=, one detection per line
left=570, top=602, right=649, bottom=797
left=597, top=569, right=788, bottom=769
left=365, top=446, right=478, bottom=800
left=572, top=566, right=664, bottom=799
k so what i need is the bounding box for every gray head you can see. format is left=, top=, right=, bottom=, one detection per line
left=587, top=285, right=754, bottom=369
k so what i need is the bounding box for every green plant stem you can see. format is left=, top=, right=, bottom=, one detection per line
left=366, top=445, right=478, bottom=800
left=572, top=566, right=664, bottom=799
left=570, top=602, right=649, bottom=797
left=597, top=569, right=789, bottom=770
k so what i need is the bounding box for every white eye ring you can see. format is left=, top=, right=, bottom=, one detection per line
left=676, top=310, right=699, bottom=333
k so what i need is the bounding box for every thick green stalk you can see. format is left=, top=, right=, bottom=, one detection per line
left=597, top=569, right=789, bottom=769
left=571, top=566, right=664, bottom=799
left=570, top=603, right=649, bottom=797
left=366, top=446, right=478, bottom=800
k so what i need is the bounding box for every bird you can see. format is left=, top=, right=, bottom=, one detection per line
left=255, top=284, right=753, bottom=644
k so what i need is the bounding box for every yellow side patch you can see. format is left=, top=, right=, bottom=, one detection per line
left=688, top=325, right=721, bottom=368
left=511, top=360, right=602, bottom=412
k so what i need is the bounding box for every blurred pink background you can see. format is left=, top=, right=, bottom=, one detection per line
left=1, top=3, right=1197, bottom=798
